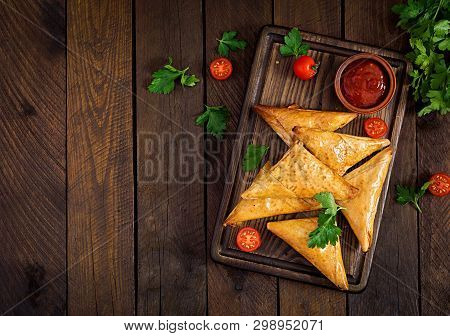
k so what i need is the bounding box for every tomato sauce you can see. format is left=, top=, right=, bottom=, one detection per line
left=341, top=60, right=387, bottom=108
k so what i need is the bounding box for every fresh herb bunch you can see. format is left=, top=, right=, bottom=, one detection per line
left=195, top=105, right=230, bottom=138
left=217, top=31, right=247, bottom=57
left=392, top=0, right=449, bottom=116
left=279, top=27, right=310, bottom=58
left=308, top=192, right=343, bottom=249
left=395, top=181, right=431, bottom=212
left=242, top=144, right=269, bottom=172
left=148, top=57, right=200, bottom=94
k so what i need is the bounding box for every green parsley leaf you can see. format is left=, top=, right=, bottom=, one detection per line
left=217, top=31, right=247, bottom=57
left=434, top=19, right=449, bottom=37
left=438, top=38, right=450, bottom=50
left=314, top=191, right=338, bottom=215
left=180, top=73, right=200, bottom=87
left=392, top=1, right=422, bottom=27
left=395, top=185, right=416, bottom=204
left=395, top=181, right=431, bottom=212
left=307, top=192, right=343, bottom=249
left=195, top=105, right=230, bottom=138
left=148, top=58, right=200, bottom=94
left=308, top=213, right=342, bottom=248
left=242, top=144, right=269, bottom=172
left=430, top=61, right=447, bottom=89
left=392, top=0, right=449, bottom=116
left=417, top=181, right=431, bottom=198
left=148, top=68, right=180, bottom=94
left=279, top=27, right=310, bottom=58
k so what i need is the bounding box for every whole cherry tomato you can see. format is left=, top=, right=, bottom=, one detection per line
left=293, top=55, right=318, bottom=80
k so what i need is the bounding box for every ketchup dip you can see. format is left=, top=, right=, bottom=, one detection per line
left=340, top=59, right=387, bottom=108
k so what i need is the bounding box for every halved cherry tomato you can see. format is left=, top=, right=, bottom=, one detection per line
left=210, top=57, right=233, bottom=80
left=428, top=173, right=449, bottom=197
left=293, top=55, right=318, bottom=80
left=364, top=117, right=388, bottom=138
left=236, top=227, right=261, bottom=252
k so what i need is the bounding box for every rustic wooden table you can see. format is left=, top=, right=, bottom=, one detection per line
left=0, top=0, right=448, bottom=316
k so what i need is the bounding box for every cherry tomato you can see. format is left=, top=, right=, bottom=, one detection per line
left=293, top=55, right=318, bottom=80
left=236, top=227, right=261, bottom=252
left=364, top=117, right=388, bottom=138
left=428, top=173, right=449, bottom=197
left=210, top=57, right=233, bottom=80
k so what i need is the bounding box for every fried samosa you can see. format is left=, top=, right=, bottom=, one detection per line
left=225, top=197, right=321, bottom=225
left=241, top=141, right=359, bottom=200
left=253, top=104, right=356, bottom=146
left=293, top=127, right=390, bottom=176
left=267, top=218, right=349, bottom=290
left=225, top=164, right=320, bottom=225
left=339, top=147, right=393, bottom=252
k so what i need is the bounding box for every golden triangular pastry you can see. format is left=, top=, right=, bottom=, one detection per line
left=225, top=197, right=320, bottom=225
left=339, top=147, right=393, bottom=252
left=225, top=164, right=320, bottom=225
left=267, top=218, right=349, bottom=290
left=241, top=162, right=298, bottom=199
left=293, top=127, right=390, bottom=176
left=253, top=104, right=356, bottom=146
left=241, top=141, right=359, bottom=200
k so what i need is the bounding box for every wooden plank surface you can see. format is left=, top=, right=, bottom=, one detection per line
left=274, top=0, right=346, bottom=316
left=345, top=0, right=420, bottom=315
left=274, top=0, right=342, bottom=38
left=67, top=0, right=134, bottom=315
left=0, top=0, right=66, bottom=315
left=136, top=0, right=206, bottom=315
left=205, top=0, right=277, bottom=316
left=344, top=0, right=408, bottom=51
left=417, top=114, right=450, bottom=315
left=0, top=0, right=447, bottom=316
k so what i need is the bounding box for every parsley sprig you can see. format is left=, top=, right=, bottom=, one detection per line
left=242, top=144, right=269, bottom=172
left=195, top=105, right=230, bottom=138
left=217, top=31, right=247, bottom=57
left=308, top=192, right=343, bottom=249
left=279, top=27, right=310, bottom=58
left=395, top=181, right=431, bottom=212
left=148, top=57, right=200, bottom=94
left=392, top=0, right=449, bottom=116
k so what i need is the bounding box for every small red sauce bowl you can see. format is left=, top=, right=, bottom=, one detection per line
left=334, top=53, right=396, bottom=114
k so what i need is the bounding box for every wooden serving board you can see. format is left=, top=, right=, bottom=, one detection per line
left=211, top=26, right=411, bottom=292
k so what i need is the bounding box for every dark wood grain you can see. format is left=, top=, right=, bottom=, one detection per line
left=274, top=0, right=341, bottom=38
left=205, top=0, right=277, bottom=316
left=417, top=114, right=450, bottom=315
left=345, top=0, right=420, bottom=315
left=0, top=0, right=66, bottom=315
left=344, top=0, right=408, bottom=51
left=274, top=0, right=345, bottom=315
left=67, top=0, right=134, bottom=315
left=0, top=0, right=447, bottom=316
left=136, top=0, right=206, bottom=315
